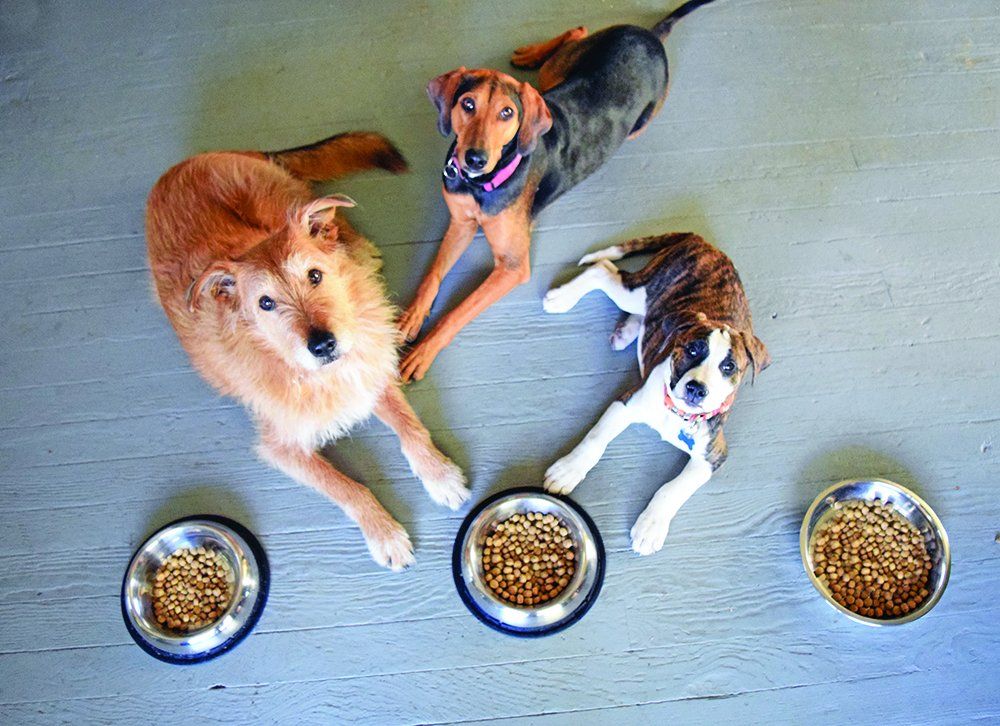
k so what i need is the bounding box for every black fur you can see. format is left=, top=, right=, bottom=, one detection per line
left=443, top=25, right=669, bottom=217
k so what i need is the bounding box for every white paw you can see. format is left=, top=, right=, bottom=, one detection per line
left=542, top=285, right=579, bottom=314
left=630, top=507, right=672, bottom=556
left=543, top=453, right=592, bottom=495
left=610, top=326, right=633, bottom=351
left=423, top=460, right=470, bottom=510
left=578, top=246, right=622, bottom=266
left=365, top=520, right=415, bottom=572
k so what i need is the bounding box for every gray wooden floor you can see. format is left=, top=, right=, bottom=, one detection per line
left=2, top=0, right=999, bottom=723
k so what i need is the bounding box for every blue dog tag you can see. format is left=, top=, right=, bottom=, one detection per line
left=678, top=429, right=695, bottom=450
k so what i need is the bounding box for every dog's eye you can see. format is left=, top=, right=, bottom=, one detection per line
left=461, top=97, right=475, bottom=113
left=258, top=295, right=275, bottom=311
left=499, top=106, right=514, bottom=120
left=685, top=341, right=706, bottom=358
left=720, top=359, right=736, bottom=376
left=308, top=269, right=323, bottom=286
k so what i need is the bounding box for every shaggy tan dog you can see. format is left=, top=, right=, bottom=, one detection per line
left=146, top=131, right=469, bottom=570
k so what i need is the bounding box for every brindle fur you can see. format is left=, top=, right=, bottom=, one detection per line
left=615, top=232, right=770, bottom=470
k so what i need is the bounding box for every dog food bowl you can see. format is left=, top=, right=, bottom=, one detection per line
left=453, top=487, right=605, bottom=637
left=121, top=515, right=269, bottom=663
left=800, top=479, right=950, bottom=626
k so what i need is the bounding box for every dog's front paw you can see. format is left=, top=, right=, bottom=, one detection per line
left=363, top=517, right=415, bottom=572
left=543, top=453, right=592, bottom=495
left=630, top=506, right=671, bottom=556
left=423, top=459, right=470, bottom=510
left=542, top=285, right=579, bottom=315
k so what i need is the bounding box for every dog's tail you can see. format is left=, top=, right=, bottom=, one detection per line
left=652, top=0, right=718, bottom=41
left=265, top=131, right=408, bottom=182
left=578, top=233, right=698, bottom=266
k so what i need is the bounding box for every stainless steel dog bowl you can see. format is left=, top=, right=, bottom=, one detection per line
left=800, top=479, right=950, bottom=626
left=453, top=487, right=605, bottom=636
left=121, top=515, right=269, bottom=663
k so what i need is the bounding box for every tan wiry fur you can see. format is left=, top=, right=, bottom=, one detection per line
left=146, top=136, right=469, bottom=571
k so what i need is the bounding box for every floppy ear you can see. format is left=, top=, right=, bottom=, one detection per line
left=516, top=81, right=553, bottom=155
left=740, top=331, right=772, bottom=380
left=187, top=262, right=238, bottom=312
left=299, top=194, right=356, bottom=242
left=427, top=67, right=468, bottom=136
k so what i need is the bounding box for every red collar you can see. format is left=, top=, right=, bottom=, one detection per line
left=664, top=386, right=736, bottom=423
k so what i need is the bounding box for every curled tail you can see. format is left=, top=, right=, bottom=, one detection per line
left=653, top=0, right=718, bottom=41
left=266, top=131, right=408, bottom=182
left=578, top=233, right=699, bottom=266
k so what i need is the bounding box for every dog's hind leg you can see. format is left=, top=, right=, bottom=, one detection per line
left=511, top=26, right=588, bottom=70
left=543, top=259, right=646, bottom=315
left=374, top=384, right=469, bottom=510
left=258, top=434, right=415, bottom=571
left=612, top=314, right=643, bottom=350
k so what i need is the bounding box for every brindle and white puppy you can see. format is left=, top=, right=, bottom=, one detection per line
left=541, top=233, right=770, bottom=555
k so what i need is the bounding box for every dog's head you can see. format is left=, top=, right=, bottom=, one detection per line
left=427, top=67, right=552, bottom=176
left=186, top=194, right=370, bottom=372
left=660, top=313, right=771, bottom=415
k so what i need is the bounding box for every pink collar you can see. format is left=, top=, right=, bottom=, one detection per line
left=664, top=386, right=736, bottom=423
left=449, top=152, right=523, bottom=192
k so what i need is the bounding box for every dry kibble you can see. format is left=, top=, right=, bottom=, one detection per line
left=151, top=547, right=234, bottom=633
left=480, top=512, right=577, bottom=607
left=811, top=499, right=933, bottom=619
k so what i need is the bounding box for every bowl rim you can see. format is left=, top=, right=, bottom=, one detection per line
left=799, top=478, right=951, bottom=627
left=120, top=514, right=270, bottom=664
left=452, top=486, right=605, bottom=637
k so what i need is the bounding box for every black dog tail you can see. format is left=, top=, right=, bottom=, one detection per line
left=653, top=0, right=718, bottom=41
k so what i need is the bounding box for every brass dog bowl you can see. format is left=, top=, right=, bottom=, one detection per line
left=453, top=487, right=605, bottom=636
left=121, top=515, right=269, bottom=663
left=800, top=479, right=950, bottom=626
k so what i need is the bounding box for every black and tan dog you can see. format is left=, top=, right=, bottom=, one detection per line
left=542, top=233, right=769, bottom=555
left=399, top=0, right=719, bottom=381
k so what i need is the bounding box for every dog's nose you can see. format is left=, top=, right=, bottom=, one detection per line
left=464, top=149, right=488, bottom=170
left=307, top=329, right=338, bottom=359
left=685, top=380, right=707, bottom=405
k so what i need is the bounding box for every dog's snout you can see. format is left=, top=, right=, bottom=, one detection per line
left=464, top=148, right=488, bottom=170
left=684, top=380, right=707, bottom=405
left=307, top=328, right=338, bottom=360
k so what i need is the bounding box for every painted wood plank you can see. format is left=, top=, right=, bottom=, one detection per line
left=1, top=0, right=998, bottom=723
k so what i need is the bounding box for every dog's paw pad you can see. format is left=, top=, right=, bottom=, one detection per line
left=424, top=462, right=470, bottom=510
left=630, top=509, right=670, bottom=556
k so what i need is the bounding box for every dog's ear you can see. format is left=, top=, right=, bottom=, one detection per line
left=738, top=330, right=771, bottom=381
left=427, top=67, right=468, bottom=137
left=187, top=262, right=238, bottom=312
left=516, top=81, right=553, bottom=155
left=299, top=194, right=356, bottom=243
